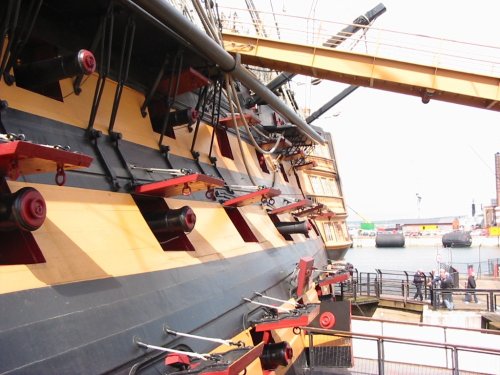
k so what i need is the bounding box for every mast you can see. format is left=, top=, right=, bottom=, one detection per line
left=306, top=85, right=358, bottom=124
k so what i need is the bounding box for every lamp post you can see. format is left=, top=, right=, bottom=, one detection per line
left=478, top=244, right=481, bottom=277
left=416, top=193, right=422, bottom=218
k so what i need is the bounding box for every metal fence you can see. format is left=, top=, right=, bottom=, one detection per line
left=304, top=325, right=500, bottom=375
left=340, top=269, right=500, bottom=313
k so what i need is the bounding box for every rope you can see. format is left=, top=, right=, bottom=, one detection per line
left=190, top=0, right=286, bottom=187
left=223, top=75, right=257, bottom=186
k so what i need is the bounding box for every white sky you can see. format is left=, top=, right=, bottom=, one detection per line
left=218, top=0, right=500, bottom=221
left=293, top=0, right=500, bottom=221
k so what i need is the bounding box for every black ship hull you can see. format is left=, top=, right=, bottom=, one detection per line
left=0, top=239, right=326, bottom=374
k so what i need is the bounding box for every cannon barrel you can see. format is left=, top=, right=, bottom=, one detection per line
left=150, top=107, right=199, bottom=134
left=0, top=187, right=46, bottom=231
left=261, top=342, right=293, bottom=370
left=275, top=221, right=310, bottom=236
left=167, top=108, right=198, bottom=127
left=144, top=206, right=196, bottom=234
left=14, top=49, right=96, bottom=87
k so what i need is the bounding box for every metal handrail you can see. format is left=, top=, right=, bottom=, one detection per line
left=303, top=326, right=500, bottom=374
left=353, top=314, right=500, bottom=335
left=345, top=270, right=500, bottom=312
left=218, top=5, right=500, bottom=78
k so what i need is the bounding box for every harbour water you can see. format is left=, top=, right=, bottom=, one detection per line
left=345, top=236, right=500, bottom=276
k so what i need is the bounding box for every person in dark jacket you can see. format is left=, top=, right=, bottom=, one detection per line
left=440, top=269, right=454, bottom=310
left=465, top=271, right=479, bottom=303
left=427, top=269, right=439, bottom=306
left=413, top=269, right=425, bottom=301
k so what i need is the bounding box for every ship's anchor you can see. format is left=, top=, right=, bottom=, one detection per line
left=55, top=164, right=66, bottom=186
left=163, top=326, right=245, bottom=348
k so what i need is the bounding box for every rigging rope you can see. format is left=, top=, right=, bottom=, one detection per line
left=191, top=0, right=285, bottom=186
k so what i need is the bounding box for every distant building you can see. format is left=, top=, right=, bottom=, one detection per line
left=400, top=217, right=457, bottom=236
left=348, top=217, right=462, bottom=236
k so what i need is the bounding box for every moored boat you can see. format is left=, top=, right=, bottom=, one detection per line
left=442, top=230, right=472, bottom=248
left=375, top=231, right=405, bottom=248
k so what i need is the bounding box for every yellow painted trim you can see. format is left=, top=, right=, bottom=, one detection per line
left=0, top=181, right=278, bottom=293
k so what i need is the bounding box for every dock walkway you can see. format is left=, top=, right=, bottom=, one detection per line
left=347, top=273, right=500, bottom=328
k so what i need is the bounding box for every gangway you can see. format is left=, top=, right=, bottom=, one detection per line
left=221, top=26, right=500, bottom=112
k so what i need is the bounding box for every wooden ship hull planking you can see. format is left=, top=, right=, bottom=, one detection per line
left=0, top=1, right=355, bottom=374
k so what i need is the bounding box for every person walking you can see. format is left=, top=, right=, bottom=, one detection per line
left=465, top=271, right=479, bottom=304
left=413, top=269, right=424, bottom=301
left=440, top=269, right=454, bottom=310
left=427, top=269, right=439, bottom=306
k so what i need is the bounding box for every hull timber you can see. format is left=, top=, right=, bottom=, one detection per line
left=0, top=0, right=352, bottom=373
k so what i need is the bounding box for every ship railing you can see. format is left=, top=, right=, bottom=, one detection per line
left=302, top=324, right=500, bottom=374
left=432, top=288, right=500, bottom=313
left=488, top=257, right=500, bottom=277
left=348, top=270, right=500, bottom=312
left=218, top=5, right=500, bottom=78
left=436, top=258, right=500, bottom=278
left=353, top=270, right=409, bottom=299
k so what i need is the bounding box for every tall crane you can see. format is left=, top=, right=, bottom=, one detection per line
left=348, top=205, right=375, bottom=231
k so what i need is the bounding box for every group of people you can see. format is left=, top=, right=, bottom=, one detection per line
left=412, top=268, right=478, bottom=310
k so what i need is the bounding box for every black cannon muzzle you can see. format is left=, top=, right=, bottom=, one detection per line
left=260, top=341, right=293, bottom=370
left=14, top=49, right=96, bottom=87
left=145, top=206, right=196, bottom=234
left=275, top=221, right=311, bottom=236
left=0, top=187, right=46, bottom=231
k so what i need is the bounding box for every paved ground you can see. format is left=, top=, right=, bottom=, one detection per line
left=473, top=275, right=500, bottom=289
